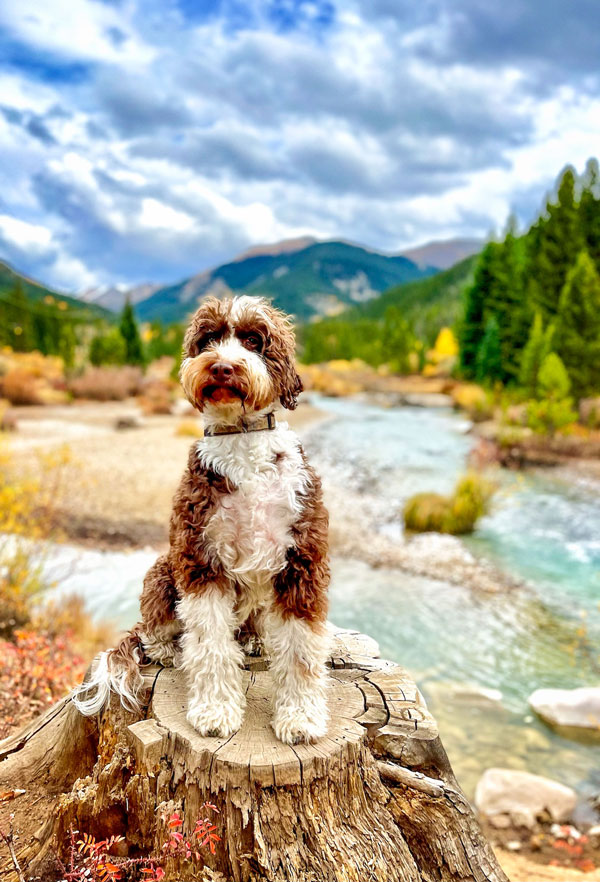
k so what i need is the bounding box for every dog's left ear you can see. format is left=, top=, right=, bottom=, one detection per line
left=280, top=363, right=304, bottom=410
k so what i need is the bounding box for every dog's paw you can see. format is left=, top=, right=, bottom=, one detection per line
left=271, top=704, right=328, bottom=745
left=241, top=634, right=264, bottom=658
left=187, top=699, right=244, bottom=739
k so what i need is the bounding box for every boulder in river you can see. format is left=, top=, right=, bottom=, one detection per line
left=475, top=767, right=577, bottom=829
left=529, top=686, right=600, bottom=735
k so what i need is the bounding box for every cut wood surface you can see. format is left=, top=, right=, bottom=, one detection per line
left=0, top=624, right=508, bottom=882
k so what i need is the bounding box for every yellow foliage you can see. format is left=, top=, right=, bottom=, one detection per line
left=0, top=349, right=67, bottom=405
left=432, top=327, right=459, bottom=358
left=450, top=383, right=494, bottom=421
left=0, top=438, right=72, bottom=636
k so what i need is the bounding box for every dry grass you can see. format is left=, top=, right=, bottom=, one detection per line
left=0, top=349, right=68, bottom=406
left=68, top=366, right=144, bottom=401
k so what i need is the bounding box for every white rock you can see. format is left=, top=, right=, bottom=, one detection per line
left=475, top=768, right=577, bottom=829
left=529, top=687, right=600, bottom=731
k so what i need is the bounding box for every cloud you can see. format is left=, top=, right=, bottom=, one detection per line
left=0, top=0, right=599, bottom=291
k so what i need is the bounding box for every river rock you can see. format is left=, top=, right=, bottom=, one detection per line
left=529, top=687, right=600, bottom=732
left=475, top=768, right=577, bottom=828
left=403, top=392, right=453, bottom=408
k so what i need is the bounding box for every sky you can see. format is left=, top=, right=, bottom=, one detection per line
left=1, top=0, right=599, bottom=293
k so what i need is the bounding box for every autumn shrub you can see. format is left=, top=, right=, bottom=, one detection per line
left=450, top=383, right=494, bottom=422
left=404, top=472, right=494, bottom=535
left=0, top=439, right=113, bottom=737
left=0, top=440, right=71, bottom=637
left=54, top=806, right=220, bottom=882
left=0, top=349, right=67, bottom=405
left=68, top=366, right=144, bottom=401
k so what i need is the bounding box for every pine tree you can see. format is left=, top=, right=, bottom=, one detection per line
left=556, top=250, right=600, bottom=399
left=528, top=167, right=585, bottom=319
left=518, top=313, right=555, bottom=397
left=119, top=300, right=145, bottom=366
left=459, top=243, right=497, bottom=378
left=580, top=157, right=600, bottom=268
left=475, top=316, right=503, bottom=384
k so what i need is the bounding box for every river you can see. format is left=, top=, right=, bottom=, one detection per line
left=41, top=394, right=600, bottom=813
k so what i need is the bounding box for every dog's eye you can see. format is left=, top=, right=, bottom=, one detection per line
left=193, top=332, right=216, bottom=354
left=242, top=333, right=263, bottom=352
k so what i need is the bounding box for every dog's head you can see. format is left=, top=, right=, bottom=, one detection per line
left=180, top=295, right=303, bottom=422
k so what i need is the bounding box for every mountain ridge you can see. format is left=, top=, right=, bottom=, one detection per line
left=81, top=236, right=482, bottom=319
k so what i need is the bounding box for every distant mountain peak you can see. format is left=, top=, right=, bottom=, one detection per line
left=232, top=236, right=319, bottom=262
left=400, top=238, right=482, bottom=270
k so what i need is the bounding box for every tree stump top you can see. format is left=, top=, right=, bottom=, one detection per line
left=127, top=626, right=440, bottom=790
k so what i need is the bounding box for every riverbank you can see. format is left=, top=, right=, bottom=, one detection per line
left=5, top=396, right=518, bottom=595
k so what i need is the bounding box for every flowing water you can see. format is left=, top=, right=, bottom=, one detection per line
left=38, top=395, right=600, bottom=810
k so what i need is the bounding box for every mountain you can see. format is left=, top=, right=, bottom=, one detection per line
left=299, top=254, right=478, bottom=363
left=135, top=240, right=437, bottom=324
left=232, top=236, right=318, bottom=262
left=358, top=254, right=478, bottom=340
left=0, top=260, right=107, bottom=318
left=401, top=238, right=482, bottom=270
left=81, top=282, right=161, bottom=313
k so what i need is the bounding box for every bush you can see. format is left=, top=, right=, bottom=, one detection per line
left=0, top=439, right=72, bottom=637
left=450, top=383, right=494, bottom=422
left=526, top=353, right=578, bottom=436
left=526, top=399, right=578, bottom=435
left=0, top=350, right=67, bottom=405
left=68, top=366, right=144, bottom=401
left=89, top=328, right=127, bottom=366
left=404, top=472, right=493, bottom=535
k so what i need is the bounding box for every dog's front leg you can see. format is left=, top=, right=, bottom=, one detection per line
left=266, top=607, right=330, bottom=745
left=177, top=587, right=245, bottom=738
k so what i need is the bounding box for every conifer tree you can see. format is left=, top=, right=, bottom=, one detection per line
left=459, top=243, right=497, bottom=378
left=528, top=167, right=585, bottom=319
left=556, top=250, right=600, bottom=399
left=580, top=157, right=600, bottom=267
left=119, top=300, right=145, bottom=366
left=475, top=316, right=503, bottom=384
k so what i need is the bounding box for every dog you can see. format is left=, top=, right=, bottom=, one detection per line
left=74, top=295, right=330, bottom=745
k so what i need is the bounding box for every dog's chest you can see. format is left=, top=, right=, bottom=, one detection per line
left=200, top=427, right=307, bottom=592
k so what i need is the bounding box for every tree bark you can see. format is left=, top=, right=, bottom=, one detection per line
left=0, top=625, right=507, bottom=882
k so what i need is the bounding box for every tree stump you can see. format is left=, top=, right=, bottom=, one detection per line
left=0, top=625, right=507, bottom=882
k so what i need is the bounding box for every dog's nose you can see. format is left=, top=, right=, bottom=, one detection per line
left=210, top=362, right=234, bottom=383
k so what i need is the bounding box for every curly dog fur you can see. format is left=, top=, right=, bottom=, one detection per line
left=73, top=295, right=330, bottom=745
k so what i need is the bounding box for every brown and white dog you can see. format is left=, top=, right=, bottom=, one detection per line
left=74, top=295, right=330, bottom=745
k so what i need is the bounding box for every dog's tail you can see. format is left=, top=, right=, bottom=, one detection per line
left=72, top=626, right=146, bottom=716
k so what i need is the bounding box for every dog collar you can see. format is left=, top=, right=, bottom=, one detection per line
left=203, top=412, right=277, bottom=437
